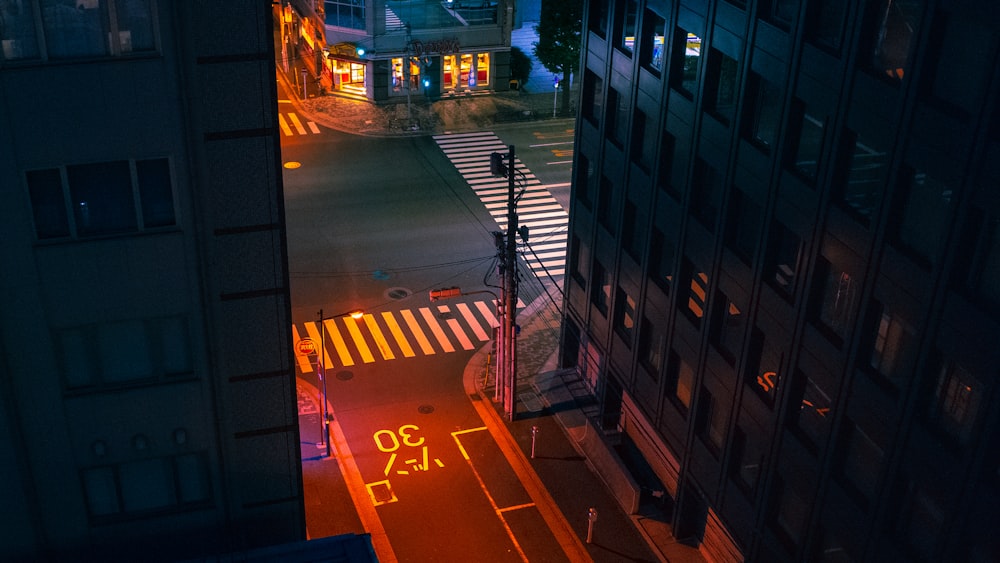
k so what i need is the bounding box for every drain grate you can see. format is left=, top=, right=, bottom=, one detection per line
left=417, top=404, right=435, bottom=414
left=385, top=287, right=411, bottom=300
left=336, top=370, right=353, bottom=381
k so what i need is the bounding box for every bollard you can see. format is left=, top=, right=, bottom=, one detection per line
left=586, top=507, right=598, bottom=543
left=531, top=425, right=539, bottom=459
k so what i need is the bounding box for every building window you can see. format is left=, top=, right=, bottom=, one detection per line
left=954, top=210, right=1000, bottom=313
left=814, top=259, right=859, bottom=346
left=592, top=261, right=611, bottom=315
left=743, top=73, right=783, bottom=153
left=582, top=70, right=605, bottom=126
left=606, top=87, right=628, bottom=146
left=725, top=188, right=762, bottom=265
left=892, top=169, right=953, bottom=268
left=597, top=176, right=616, bottom=232
left=860, top=300, right=917, bottom=390
left=83, top=453, right=211, bottom=520
left=631, top=109, right=656, bottom=171
left=641, top=9, right=665, bottom=73
left=681, top=259, right=708, bottom=328
left=837, top=130, right=888, bottom=225
left=763, top=221, right=802, bottom=301
left=791, top=374, right=833, bottom=451
left=671, top=28, right=701, bottom=98
left=617, top=0, right=638, bottom=55
left=805, top=0, right=848, bottom=52
left=639, top=316, right=665, bottom=378
left=690, top=158, right=722, bottom=232
left=668, top=352, right=696, bottom=414
left=773, top=478, right=810, bottom=550
left=928, top=361, right=982, bottom=445
left=589, top=0, right=609, bottom=38
left=325, top=0, right=365, bottom=31
left=656, top=130, right=679, bottom=200
left=730, top=426, right=764, bottom=497
left=569, top=235, right=590, bottom=287
left=895, top=480, right=946, bottom=558
left=697, top=389, right=728, bottom=455
left=786, top=100, right=825, bottom=183
left=648, top=228, right=675, bottom=294
left=710, top=291, right=744, bottom=364
left=923, top=13, right=995, bottom=118
left=837, top=421, right=884, bottom=504
left=575, top=153, right=596, bottom=210
left=622, top=201, right=642, bottom=261
left=614, top=288, right=636, bottom=346
left=27, top=158, right=175, bottom=240
left=4, top=0, right=158, bottom=62
left=859, top=0, right=925, bottom=82
left=747, top=327, right=783, bottom=407
left=760, top=0, right=798, bottom=30
left=705, top=49, right=739, bottom=125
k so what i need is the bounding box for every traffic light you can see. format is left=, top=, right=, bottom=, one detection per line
left=490, top=152, right=507, bottom=177
left=429, top=287, right=462, bottom=301
left=356, top=46, right=366, bottom=57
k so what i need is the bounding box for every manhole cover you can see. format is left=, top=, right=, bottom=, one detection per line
left=417, top=404, right=435, bottom=414
left=336, top=370, right=354, bottom=381
left=385, top=287, right=411, bottom=300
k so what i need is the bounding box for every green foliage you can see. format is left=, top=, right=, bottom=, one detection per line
left=532, top=0, right=583, bottom=78
left=509, top=46, right=533, bottom=84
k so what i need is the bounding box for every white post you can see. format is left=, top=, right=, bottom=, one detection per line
left=586, top=507, right=598, bottom=543
left=553, top=78, right=559, bottom=117
left=531, top=425, right=538, bottom=459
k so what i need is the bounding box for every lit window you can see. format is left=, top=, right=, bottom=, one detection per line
left=674, top=355, right=695, bottom=412
left=672, top=28, right=701, bottom=97
left=641, top=9, right=665, bottom=73
left=614, top=288, right=636, bottom=345
left=618, top=0, right=638, bottom=54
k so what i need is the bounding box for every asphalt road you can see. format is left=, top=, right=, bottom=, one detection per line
left=280, top=93, right=576, bottom=561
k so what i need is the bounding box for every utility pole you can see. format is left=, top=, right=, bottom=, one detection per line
left=503, top=145, right=518, bottom=421
left=317, top=309, right=332, bottom=458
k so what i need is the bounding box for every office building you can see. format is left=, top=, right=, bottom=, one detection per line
left=561, top=0, right=1000, bottom=561
left=0, top=1, right=307, bottom=560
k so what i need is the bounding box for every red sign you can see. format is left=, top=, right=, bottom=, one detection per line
left=296, top=338, right=317, bottom=356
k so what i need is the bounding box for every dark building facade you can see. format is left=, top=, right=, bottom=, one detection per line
left=562, top=0, right=1000, bottom=561
left=0, top=1, right=311, bottom=560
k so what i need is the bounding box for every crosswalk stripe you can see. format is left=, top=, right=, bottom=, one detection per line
left=364, top=314, right=396, bottom=361
left=420, top=307, right=456, bottom=353
left=401, top=309, right=436, bottom=355
left=278, top=114, right=293, bottom=136
left=438, top=306, right=476, bottom=350
left=324, top=319, right=355, bottom=368
left=288, top=112, right=308, bottom=135
left=292, top=325, right=314, bottom=372
left=305, top=321, right=335, bottom=370
left=307, top=121, right=320, bottom=134
left=344, top=316, right=376, bottom=363
left=457, top=303, right=491, bottom=341
left=475, top=301, right=500, bottom=327
left=382, top=311, right=416, bottom=357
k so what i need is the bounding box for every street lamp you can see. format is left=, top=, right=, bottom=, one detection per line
left=316, top=307, right=364, bottom=458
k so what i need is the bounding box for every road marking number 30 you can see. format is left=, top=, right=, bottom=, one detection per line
left=373, top=424, right=425, bottom=451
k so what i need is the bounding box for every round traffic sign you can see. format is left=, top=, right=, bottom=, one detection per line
left=296, top=338, right=317, bottom=356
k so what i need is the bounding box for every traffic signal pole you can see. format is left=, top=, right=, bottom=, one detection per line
left=504, top=145, right=518, bottom=421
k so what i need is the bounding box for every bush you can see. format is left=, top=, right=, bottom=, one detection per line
left=509, top=46, right=532, bottom=86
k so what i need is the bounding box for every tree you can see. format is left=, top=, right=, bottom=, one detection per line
left=509, top=46, right=533, bottom=87
left=532, top=0, right=582, bottom=115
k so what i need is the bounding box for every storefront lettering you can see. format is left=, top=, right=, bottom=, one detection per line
left=410, top=38, right=461, bottom=57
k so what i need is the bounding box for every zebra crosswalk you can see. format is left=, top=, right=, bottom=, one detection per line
left=278, top=105, right=321, bottom=137
left=433, top=132, right=568, bottom=279
left=385, top=7, right=404, bottom=30
left=292, top=299, right=502, bottom=373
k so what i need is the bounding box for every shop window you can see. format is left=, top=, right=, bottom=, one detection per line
left=591, top=260, right=611, bottom=316
left=582, top=70, right=605, bottom=126
left=476, top=52, right=490, bottom=85
left=614, top=287, right=636, bottom=346
left=837, top=130, right=888, bottom=226
left=790, top=373, right=833, bottom=451
left=813, top=258, right=859, bottom=347
left=641, top=9, right=666, bottom=73
left=597, top=176, right=616, bottom=233
left=442, top=54, right=482, bottom=90
left=892, top=169, right=952, bottom=268
left=617, top=0, right=638, bottom=55
left=589, top=0, right=609, bottom=38
left=785, top=100, right=826, bottom=183
left=805, top=0, right=848, bottom=52
left=710, top=291, right=744, bottom=364
left=763, top=221, right=802, bottom=301
left=332, top=59, right=365, bottom=90
left=28, top=158, right=175, bottom=240
left=648, top=228, right=675, bottom=295
left=639, top=316, right=665, bottom=378
left=928, top=360, right=982, bottom=445
left=630, top=109, right=656, bottom=172
left=743, top=73, right=783, bottom=153
left=704, top=49, right=739, bottom=126
left=746, top=327, right=783, bottom=407
left=606, top=87, right=628, bottom=147
left=671, top=28, right=701, bottom=98
left=759, top=0, right=798, bottom=30
left=725, top=188, right=762, bottom=265
left=324, top=0, right=365, bottom=31
left=690, top=158, right=722, bottom=232
left=697, top=389, right=728, bottom=455
left=859, top=300, right=917, bottom=390
left=859, top=0, right=925, bottom=82
left=680, top=259, right=708, bottom=328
